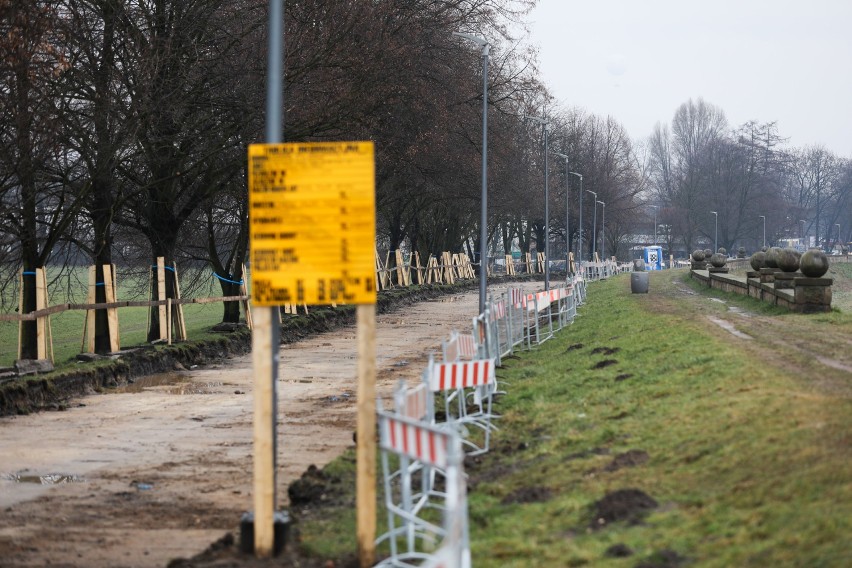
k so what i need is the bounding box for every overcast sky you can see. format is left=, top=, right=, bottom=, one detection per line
left=526, top=0, right=852, bottom=156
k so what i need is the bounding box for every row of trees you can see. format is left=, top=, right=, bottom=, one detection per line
left=646, top=98, right=852, bottom=256
left=1, top=0, right=653, bottom=358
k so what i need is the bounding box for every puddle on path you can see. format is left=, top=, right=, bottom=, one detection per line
left=1, top=473, right=85, bottom=485
left=114, top=372, right=221, bottom=395
left=728, top=306, right=751, bottom=317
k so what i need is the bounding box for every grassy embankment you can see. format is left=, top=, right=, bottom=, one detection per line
left=296, top=269, right=851, bottom=567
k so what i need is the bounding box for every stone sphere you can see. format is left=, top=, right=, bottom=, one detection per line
left=704, top=249, right=712, bottom=258
left=710, top=253, right=726, bottom=268
left=692, top=250, right=705, bottom=262
left=764, top=247, right=782, bottom=268
left=761, top=246, right=768, bottom=252
left=633, top=258, right=646, bottom=272
left=737, top=247, right=746, bottom=258
left=800, top=249, right=829, bottom=278
left=718, top=247, right=727, bottom=256
left=750, top=251, right=765, bottom=271
left=776, top=248, right=801, bottom=273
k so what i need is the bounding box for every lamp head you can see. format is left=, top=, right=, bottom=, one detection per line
left=523, top=113, right=547, bottom=126
left=452, top=32, right=490, bottom=54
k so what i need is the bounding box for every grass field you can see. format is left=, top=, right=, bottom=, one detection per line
left=0, top=266, right=237, bottom=368
left=295, top=270, right=852, bottom=567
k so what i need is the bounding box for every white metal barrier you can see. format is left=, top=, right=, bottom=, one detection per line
left=375, top=276, right=597, bottom=567
left=427, top=356, right=497, bottom=456
left=376, top=411, right=470, bottom=568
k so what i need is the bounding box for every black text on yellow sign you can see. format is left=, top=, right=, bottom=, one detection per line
left=248, top=142, right=376, bottom=306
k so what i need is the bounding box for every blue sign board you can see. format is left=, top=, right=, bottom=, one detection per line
left=643, top=246, right=663, bottom=270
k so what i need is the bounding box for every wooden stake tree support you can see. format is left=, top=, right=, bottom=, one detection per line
left=240, top=264, right=253, bottom=330
left=149, top=257, right=187, bottom=345
left=505, top=254, right=516, bottom=275
left=441, top=252, right=455, bottom=284
left=18, top=268, right=54, bottom=362
left=413, top=251, right=424, bottom=285
left=394, top=250, right=411, bottom=287
left=426, top=255, right=442, bottom=284
left=375, top=249, right=391, bottom=291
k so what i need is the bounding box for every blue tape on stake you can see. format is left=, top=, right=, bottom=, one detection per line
left=213, top=273, right=244, bottom=286
left=151, top=265, right=176, bottom=272
left=95, top=282, right=105, bottom=286
left=22, top=271, right=36, bottom=276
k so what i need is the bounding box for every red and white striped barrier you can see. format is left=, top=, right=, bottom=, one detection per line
left=491, top=299, right=506, bottom=321
left=510, top=288, right=524, bottom=306
left=397, top=382, right=429, bottom=422
left=428, top=358, right=495, bottom=392
left=458, top=333, right=476, bottom=358
left=443, top=332, right=477, bottom=362
left=380, top=412, right=453, bottom=469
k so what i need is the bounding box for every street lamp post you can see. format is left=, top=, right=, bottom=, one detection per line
left=711, top=211, right=718, bottom=253
left=597, top=201, right=606, bottom=259
left=554, top=153, right=571, bottom=275
left=759, top=215, right=766, bottom=248
left=800, top=219, right=806, bottom=248
left=524, top=113, right=550, bottom=291
left=586, top=190, right=597, bottom=261
left=837, top=223, right=842, bottom=252
left=569, top=172, right=583, bottom=266
left=453, top=32, right=490, bottom=314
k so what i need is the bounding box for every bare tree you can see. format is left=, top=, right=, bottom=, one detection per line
left=0, top=0, right=88, bottom=359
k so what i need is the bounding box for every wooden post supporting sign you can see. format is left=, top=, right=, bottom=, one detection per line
left=356, top=303, right=376, bottom=566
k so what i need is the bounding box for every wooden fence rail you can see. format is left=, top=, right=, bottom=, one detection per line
left=4, top=249, right=548, bottom=362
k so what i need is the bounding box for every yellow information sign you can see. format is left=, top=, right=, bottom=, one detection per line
left=248, top=142, right=376, bottom=306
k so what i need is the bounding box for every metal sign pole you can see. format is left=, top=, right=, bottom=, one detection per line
left=251, top=0, right=283, bottom=557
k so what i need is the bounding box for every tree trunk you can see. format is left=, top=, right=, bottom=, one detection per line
left=533, top=222, right=545, bottom=256
left=205, top=202, right=248, bottom=324
left=17, top=65, right=39, bottom=360
left=90, top=0, right=118, bottom=354
left=218, top=277, right=242, bottom=323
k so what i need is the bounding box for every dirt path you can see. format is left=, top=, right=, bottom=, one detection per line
left=661, top=272, right=852, bottom=397
left=0, top=281, right=542, bottom=568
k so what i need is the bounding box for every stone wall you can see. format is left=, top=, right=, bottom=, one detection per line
left=687, top=247, right=833, bottom=313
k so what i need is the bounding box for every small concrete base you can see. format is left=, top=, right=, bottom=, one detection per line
left=792, top=278, right=833, bottom=312
left=759, top=267, right=779, bottom=284
left=240, top=511, right=291, bottom=556
left=707, top=267, right=729, bottom=274
left=774, top=272, right=797, bottom=290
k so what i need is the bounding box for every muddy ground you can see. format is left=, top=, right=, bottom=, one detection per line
left=0, top=281, right=543, bottom=568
